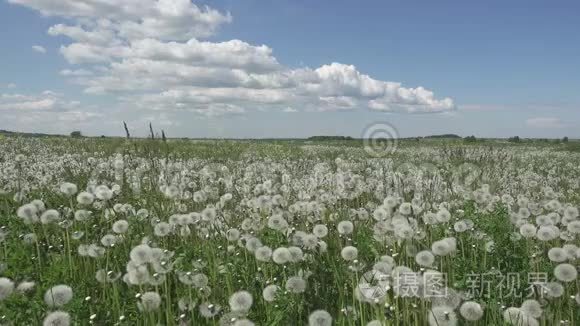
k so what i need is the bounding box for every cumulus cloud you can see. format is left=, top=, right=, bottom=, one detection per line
left=526, top=117, right=565, bottom=129
left=10, top=0, right=455, bottom=116
left=32, top=45, right=46, bottom=53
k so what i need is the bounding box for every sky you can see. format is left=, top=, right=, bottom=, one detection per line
left=1, top=0, right=579, bottom=138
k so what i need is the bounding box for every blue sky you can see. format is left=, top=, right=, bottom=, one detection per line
left=1, top=0, right=579, bottom=138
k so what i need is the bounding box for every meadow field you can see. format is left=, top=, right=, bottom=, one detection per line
left=0, top=136, right=578, bottom=326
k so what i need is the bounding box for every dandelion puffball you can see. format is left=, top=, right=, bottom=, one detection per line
left=44, top=284, right=73, bottom=307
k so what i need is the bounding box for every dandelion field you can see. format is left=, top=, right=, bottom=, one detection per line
left=0, top=137, right=579, bottom=326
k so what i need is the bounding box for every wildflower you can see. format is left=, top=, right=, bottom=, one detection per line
left=547, top=248, right=567, bottom=262
left=229, top=290, right=253, bottom=312
left=460, top=301, right=484, bottom=321
left=17, top=203, right=39, bottom=223
left=154, top=222, right=172, bottom=237
left=337, top=220, right=354, bottom=235
left=308, top=310, right=332, bottom=326
left=44, top=284, right=73, bottom=307
left=545, top=282, right=565, bottom=297
left=199, top=302, right=221, bottom=318
left=313, top=224, right=328, bottom=238
left=139, top=291, right=161, bottom=311
left=130, top=244, right=153, bottom=265
left=553, top=263, right=577, bottom=282
left=341, top=246, right=358, bottom=261
left=76, top=191, right=94, bottom=205
left=273, top=247, right=291, bottom=264
left=255, top=246, right=272, bottom=262
left=40, top=209, right=61, bottom=224
left=0, top=277, right=15, bottom=301
left=112, top=220, right=129, bottom=234
left=431, top=240, right=451, bottom=256
left=519, top=224, right=536, bottom=238
left=262, top=284, right=279, bottom=302
left=520, top=299, right=542, bottom=318
left=43, top=311, right=70, bottom=326
left=16, top=281, right=35, bottom=293
left=415, top=250, right=435, bottom=267
left=285, top=276, right=307, bottom=293
left=567, top=220, right=580, bottom=234
left=60, top=182, right=78, bottom=196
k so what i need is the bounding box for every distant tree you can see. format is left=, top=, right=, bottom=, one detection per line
left=70, top=131, right=82, bottom=138
left=149, top=122, right=155, bottom=140
left=464, top=135, right=477, bottom=143
left=162, top=130, right=167, bottom=142
left=123, top=121, right=131, bottom=139
left=563, top=136, right=569, bottom=143
left=508, top=136, right=520, bottom=143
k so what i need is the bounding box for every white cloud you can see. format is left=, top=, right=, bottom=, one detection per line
left=9, top=0, right=231, bottom=40
left=11, top=0, right=455, bottom=116
left=60, top=69, right=93, bottom=76
left=32, top=45, right=46, bottom=53
left=526, top=117, right=566, bottom=129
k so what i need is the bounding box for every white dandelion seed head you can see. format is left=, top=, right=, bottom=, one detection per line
left=415, top=250, right=435, bottom=267
left=60, top=182, right=78, bottom=196
left=262, top=284, right=279, bottom=302
left=308, top=309, right=332, bottom=326
left=139, top=291, right=161, bottom=312
left=459, top=301, right=484, bottom=321
left=553, top=263, right=577, bottom=282
left=0, top=277, right=15, bottom=301
left=76, top=191, right=94, bottom=205
left=272, top=247, right=291, bottom=264
left=341, top=246, right=358, bottom=261
left=112, top=219, right=129, bottom=234
left=285, top=276, right=307, bottom=293
left=255, top=246, right=272, bottom=262
left=520, top=299, right=542, bottom=318
left=229, top=290, right=253, bottom=312
left=44, top=284, right=73, bottom=307
left=43, top=311, right=70, bottom=326
left=337, top=220, right=354, bottom=235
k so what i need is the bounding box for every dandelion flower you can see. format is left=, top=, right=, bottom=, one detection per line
left=60, top=182, right=78, bottom=196
left=262, top=284, right=279, bottom=302
left=313, top=224, right=328, bottom=238
left=308, top=309, right=332, bottom=326
left=554, top=263, right=577, bottom=282
left=341, top=246, right=358, bottom=261
left=519, top=224, right=537, bottom=238
left=43, top=311, right=70, bottom=326
left=140, top=291, right=161, bottom=311
left=273, top=247, right=291, bottom=264
left=16, top=281, right=35, bottom=293
left=285, top=276, right=307, bottom=293
left=337, top=220, right=354, bottom=235
left=255, top=246, right=272, bottom=262
left=0, top=277, right=15, bottom=301
left=460, top=301, right=484, bottom=321
left=76, top=191, right=94, bottom=205
left=520, top=299, right=542, bottom=318
left=112, top=220, right=129, bottom=234
left=431, top=240, right=451, bottom=256
left=415, top=250, right=435, bottom=267
left=547, top=248, right=567, bottom=262
left=229, top=290, right=253, bottom=312
left=130, top=244, right=153, bottom=265
left=44, top=284, right=73, bottom=307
